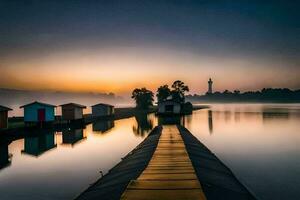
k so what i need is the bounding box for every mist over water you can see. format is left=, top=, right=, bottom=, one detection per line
left=0, top=89, right=133, bottom=116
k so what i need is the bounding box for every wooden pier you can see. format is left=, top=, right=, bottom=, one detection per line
left=120, top=125, right=206, bottom=200
left=76, top=125, right=256, bottom=200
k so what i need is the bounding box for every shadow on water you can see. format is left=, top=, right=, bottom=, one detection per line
left=132, top=113, right=153, bottom=137
left=21, top=130, right=57, bottom=157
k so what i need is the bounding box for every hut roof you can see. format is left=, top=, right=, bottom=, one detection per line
left=0, top=105, right=12, bottom=112
left=20, top=101, right=56, bottom=108
left=92, top=103, right=114, bottom=108
left=60, top=103, right=86, bottom=109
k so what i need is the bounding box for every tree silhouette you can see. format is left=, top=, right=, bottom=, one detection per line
left=131, top=88, right=154, bottom=109
left=171, top=80, right=189, bottom=103
left=156, top=85, right=171, bottom=103
left=234, top=90, right=240, bottom=95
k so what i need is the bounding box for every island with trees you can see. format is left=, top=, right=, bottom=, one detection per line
left=131, top=80, right=196, bottom=115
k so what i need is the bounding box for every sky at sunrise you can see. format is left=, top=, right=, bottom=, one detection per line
left=1, top=0, right=299, bottom=95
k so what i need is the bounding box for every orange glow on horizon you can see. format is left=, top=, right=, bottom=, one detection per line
left=1, top=47, right=300, bottom=94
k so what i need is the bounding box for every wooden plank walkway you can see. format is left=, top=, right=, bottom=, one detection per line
left=120, top=125, right=207, bottom=200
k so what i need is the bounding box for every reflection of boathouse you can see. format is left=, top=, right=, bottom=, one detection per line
left=21, top=131, right=57, bottom=157
left=92, top=120, right=114, bottom=133
left=0, top=141, right=11, bottom=169
left=62, top=128, right=86, bottom=145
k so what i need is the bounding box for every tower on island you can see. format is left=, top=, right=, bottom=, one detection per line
left=207, top=78, right=213, bottom=94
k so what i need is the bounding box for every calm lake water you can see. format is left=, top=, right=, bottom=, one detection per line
left=0, top=104, right=300, bottom=200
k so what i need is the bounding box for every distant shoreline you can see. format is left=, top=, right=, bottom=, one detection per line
left=190, top=101, right=300, bottom=104
left=187, top=88, right=300, bottom=103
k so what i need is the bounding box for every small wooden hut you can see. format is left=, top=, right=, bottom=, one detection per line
left=60, top=103, right=86, bottom=121
left=20, top=101, right=56, bottom=124
left=157, top=99, right=181, bottom=115
left=91, top=103, right=114, bottom=118
left=0, top=105, right=12, bottom=129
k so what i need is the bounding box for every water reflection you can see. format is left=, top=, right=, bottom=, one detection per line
left=21, top=131, right=57, bottom=157
left=1, top=104, right=300, bottom=200
left=132, top=113, right=153, bottom=137
left=224, top=110, right=231, bottom=122
left=262, top=107, right=290, bottom=123
left=62, top=128, right=86, bottom=147
left=92, top=120, right=115, bottom=134
left=234, top=111, right=240, bottom=122
left=0, top=115, right=154, bottom=200
left=183, top=104, right=300, bottom=200
left=208, top=110, right=213, bottom=134
left=184, top=114, right=193, bottom=128
left=157, top=115, right=185, bottom=126
left=0, top=141, right=11, bottom=170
